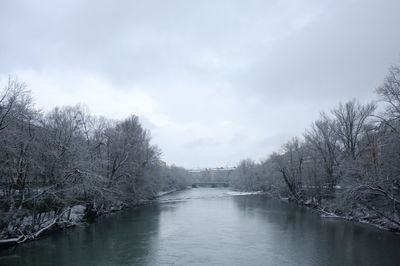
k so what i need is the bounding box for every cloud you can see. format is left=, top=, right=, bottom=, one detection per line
left=1, top=0, right=400, bottom=168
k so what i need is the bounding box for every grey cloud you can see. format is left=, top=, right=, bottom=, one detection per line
left=1, top=0, right=399, bottom=168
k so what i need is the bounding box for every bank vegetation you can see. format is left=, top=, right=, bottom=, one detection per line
left=0, top=81, right=190, bottom=247
left=230, top=64, right=400, bottom=231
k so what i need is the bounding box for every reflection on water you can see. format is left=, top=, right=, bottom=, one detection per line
left=1, top=188, right=400, bottom=266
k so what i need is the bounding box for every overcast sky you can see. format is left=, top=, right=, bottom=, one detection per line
left=1, top=0, right=400, bottom=168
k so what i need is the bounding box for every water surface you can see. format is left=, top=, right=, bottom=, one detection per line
left=1, top=188, right=400, bottom=266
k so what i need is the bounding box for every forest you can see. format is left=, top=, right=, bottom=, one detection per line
left=0, top=81, right=190, bottom=246
left=230, top=64, right=400, bottom=231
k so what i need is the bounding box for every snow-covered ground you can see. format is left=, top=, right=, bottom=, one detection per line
left=226, top=191, right=264, bottom=196
left=156, top=189, right=177, bottom=197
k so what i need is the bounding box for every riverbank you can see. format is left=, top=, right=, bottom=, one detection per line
left=0, top=204, right=119, bottom=249
left=0, top=187, right=192, bottom=250
left=281, top=196, right=400, bottom=233
left=0, top=189, right=178, bottom=250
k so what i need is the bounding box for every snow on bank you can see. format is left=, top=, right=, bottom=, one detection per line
left=226, top=191, right=264, bottom=196
left=68, top=205, right=86, bottom=222
left=156, top=189, right=177, bottom=197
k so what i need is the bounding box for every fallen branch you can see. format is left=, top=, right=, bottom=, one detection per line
left=0, top=235, right=25, bottom=245
left=354, top=185, right=400, bottom=205
left=360, top=202, right=400, bottom=227
left=0, top=209, right=70, bottom=247
left=318, top=207, right=340, bottom=218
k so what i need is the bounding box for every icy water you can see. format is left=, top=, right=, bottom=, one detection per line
left=1, top=188, right=400, bottom=266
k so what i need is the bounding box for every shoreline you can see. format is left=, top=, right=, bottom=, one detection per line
left=0, top=187, right=191, bottom=251
left=277, top=196, right=400, bottom=234
left=0, top=189, right=182, bottom=251
left=2, top=187, right=398, bottom=252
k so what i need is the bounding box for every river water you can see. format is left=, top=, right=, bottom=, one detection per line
left=1, top=188, right=400, bottom=266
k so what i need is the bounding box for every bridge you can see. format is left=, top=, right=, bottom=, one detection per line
left=191, top=182, right=229, bottom=188
left=188, top=167, right=235, bottom=173
left=188, top=167, right=234, bottom=188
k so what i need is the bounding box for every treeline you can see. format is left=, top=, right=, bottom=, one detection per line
left=0, top=80, right=190, bottom=245
left=230, top=64, right=400, bottom=231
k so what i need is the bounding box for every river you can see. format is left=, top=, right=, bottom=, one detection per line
left=1, top=187, right=400, bottom=266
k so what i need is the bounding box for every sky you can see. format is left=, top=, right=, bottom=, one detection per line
left=1, top=0, right=400, bottom=168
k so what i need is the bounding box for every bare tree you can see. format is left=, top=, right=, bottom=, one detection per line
left=0, top=77, right=28, bottom=131
left=305, top=113, right=340, bottom=188
left=376, top=64, right=400, bottom=135
left=332, top=99, right=376, bottom=160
